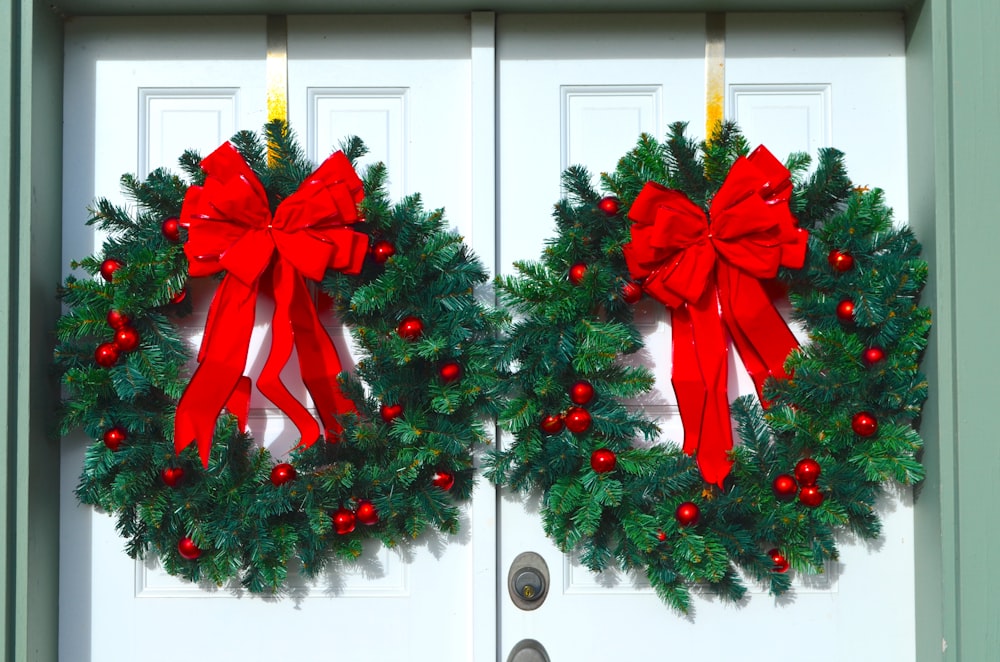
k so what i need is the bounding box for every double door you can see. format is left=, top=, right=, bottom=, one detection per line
left=60, top=12, right=913, bottom=661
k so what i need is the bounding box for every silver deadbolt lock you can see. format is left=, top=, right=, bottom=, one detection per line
left=508, top=552, right=549, bottom=610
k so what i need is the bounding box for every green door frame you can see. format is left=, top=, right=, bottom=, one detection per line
left=2, top=1, right=992, bottom=660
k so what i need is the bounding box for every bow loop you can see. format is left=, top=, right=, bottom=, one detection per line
left=272, top=151, right=364, bottom=231
left=623, top=183, right=715, bottom=307
left=707, top=148, right=803, bottom=280
left=270, top=150, right=369, bottom=278
left=182, top=144, right=274, bottom=282
left=746, top=145, right=793, bottom=202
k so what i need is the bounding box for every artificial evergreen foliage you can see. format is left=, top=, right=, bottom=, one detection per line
left=57, top=121, right=506, bottom=592
left=486, top=121, right=929, bottom=613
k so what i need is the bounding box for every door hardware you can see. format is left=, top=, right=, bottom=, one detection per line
left=507, top=551, right=549, bottom=610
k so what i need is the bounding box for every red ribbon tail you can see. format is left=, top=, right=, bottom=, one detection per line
left=173, top=407, right=212, bottom=469
left=174, top=277, right=257, bottom=467
left=718, top=266, right=799, bottom=407
left=226, top=376, right=252, bottom=434
left=695, top=393, right=735, bottom=488
left=289, top=273, right=357, bottom=446
left=670, top=305, right=706, bottom=456
left=670, top=291, right=734, bottom=487
left=255, top=260, right=322, bottom=446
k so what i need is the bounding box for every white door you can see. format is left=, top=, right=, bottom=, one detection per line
left=60, top=12, right=915, bottom=662
left=59, top=15, right=493, bottom=662
left=497, top=12, right=913, bottom=662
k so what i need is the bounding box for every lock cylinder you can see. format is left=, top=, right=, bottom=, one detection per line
left=507, top=551, right=549, bottom=610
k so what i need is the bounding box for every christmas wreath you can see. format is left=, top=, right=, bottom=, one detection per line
left=56, top=122, right=505, bottom=591
left=486, top=122, right=929, bottom=613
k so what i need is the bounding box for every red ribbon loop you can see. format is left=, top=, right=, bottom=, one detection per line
left=175, top=142, right=368, bottom=466
left=622, top=146, right=807, bottom=486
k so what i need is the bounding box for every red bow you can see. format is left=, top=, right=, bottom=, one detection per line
left=175, top=142, right=369, bottom=466
left=622, top=146, right=807, bottom=486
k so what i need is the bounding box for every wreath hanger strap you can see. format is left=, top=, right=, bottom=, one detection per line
left=175, top=142, right=368, bottom=466
left=622, top=145, right=807, bottom=486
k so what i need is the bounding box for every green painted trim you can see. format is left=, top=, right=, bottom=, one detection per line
left=3, top=3, right=63, bottom=662
left=907, top=1, right=953, bottom=659
left=945, top=0, right=1000, bottom=657
left=0, top=0, right=17, bottom=658
left=909, top=1, right=1000, bottom=659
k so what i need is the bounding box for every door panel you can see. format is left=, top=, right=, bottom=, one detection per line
left=496, top=12, right=914, bottom=661
left=726, top=13, right=910, bottom=214
left=496, top=13, right=712, bottom=661
left=287, top=14, right=475, bottom=237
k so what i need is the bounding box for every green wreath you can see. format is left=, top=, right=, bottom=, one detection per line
left=486, top=122, right=929, bottom=613
left=56, top=122, right=505, bottom=591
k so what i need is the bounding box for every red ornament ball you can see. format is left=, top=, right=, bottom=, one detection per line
left=852, top=411, right=878, bottom=437
left=380, top=403, right=404, bottom=423
left=371, top=240, right=396, bottom=264
left=863, top=346, right=886, bottom=366
left=169, top=289, right=187, bottom=305
left=106, top=309, right=130, bottom=330
left=103, top=426, right=127, bottom=451
left=113, top=326, right=140, bottom=352
left=160, top=466, right=184, bottom=487
left=99, top=258, right=122, bottom=282
left=768, top=548, right=790, bottom=573
left=161, top=217, right=181, bottom=242
left=828, top=249, right=855, bottom=272
left=799, top=486, right=824, bottom=508
left=590, top=448, right=617, bottom=473
left=439, top=361, right=462, bottom=384
left=675, top=501, right=700, bottom=527
left=569, top=380, right=595, bottom=405
left=270, top=463, right=297, bottom=486
left=177, top=537, right=202, bottom=560
left=94, top=342, right=120, bottom=367
left=772, top=473, right=798, bottom=499
left=621, top=281, right=642, bottom=304
left=356, top=500, right=379, bottom=526
left=836, top=299, right=855, bottom=322
left=431, top=470, right=456, bottom=491
left=597, top=196, right=620, bottom=216
left=568, top=262, right=587, bottom=285
left=397, top=316, right=424, bottom=340
left=794, top=458, right=821, bottom=487
left=564, top=407, right=592, bottom=434
left=332, top=507, right=357, bottom=535
left=539, top=414, right=565, bottom=435
left=656, top=529, right=667, bottom=542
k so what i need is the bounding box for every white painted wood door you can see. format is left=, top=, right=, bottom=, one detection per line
left=59, top=15, right=493, bottom=662
left=497, top=12, right=914, bottom=662
left=60, top=12, right=915, bottom=662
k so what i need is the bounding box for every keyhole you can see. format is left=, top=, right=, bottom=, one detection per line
left=513, top=568, right=545, bottom=603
